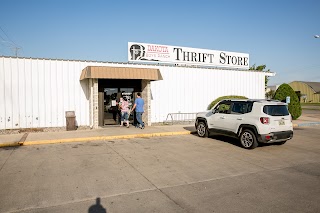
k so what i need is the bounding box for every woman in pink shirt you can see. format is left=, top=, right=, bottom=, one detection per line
left=119, top=96, right=130, bottom=128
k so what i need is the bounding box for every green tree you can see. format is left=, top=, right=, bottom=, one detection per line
left=249, top=64, right=270, bottom=88
left=273, top=83, right=302, bottom=120
left=265, top=89, right=275, bottom=99
left=207, top=95, right=248, bottom=110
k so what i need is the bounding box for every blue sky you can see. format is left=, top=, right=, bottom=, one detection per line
left=0, top=0, right=319, bottom=85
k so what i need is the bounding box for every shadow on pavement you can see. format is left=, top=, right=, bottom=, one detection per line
left=209, top=135, right=243, bottom=148
left=293, top=128, right=305, bottom=131
left=207, top=135, right=289, bottom=149
left=183, top=126, right=196, bottom=132
left=88, top=197, right=107, bottom=213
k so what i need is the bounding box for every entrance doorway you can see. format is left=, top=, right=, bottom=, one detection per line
left=103, top=88, right=134, bottom=125
left=98, top=79, right=142, bottom=126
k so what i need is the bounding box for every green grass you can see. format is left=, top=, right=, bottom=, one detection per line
left=302, top=108, right=320, bottom=111
left=301, top=103, right=320, bottom=106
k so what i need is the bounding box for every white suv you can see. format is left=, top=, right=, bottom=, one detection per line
left=195, top=99, right=293, bottom=149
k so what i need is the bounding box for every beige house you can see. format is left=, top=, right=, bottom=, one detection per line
left=289, top=81, right=320, bottom=103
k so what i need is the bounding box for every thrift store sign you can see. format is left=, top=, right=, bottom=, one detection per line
left=128, top=42, right=249, bottom=69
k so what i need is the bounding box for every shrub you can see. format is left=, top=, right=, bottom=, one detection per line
left=207, top=95, right=248, bottom=110
left=273, top=83, right=302, bottom=120
left=265, top=90, right=275, bottom=99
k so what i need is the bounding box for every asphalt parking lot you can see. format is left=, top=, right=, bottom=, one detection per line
left=0, top=126, right=320, bottom=213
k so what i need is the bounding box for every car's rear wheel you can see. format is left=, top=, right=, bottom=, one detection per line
left=197, top=121, right=208, bottom=138
left=240, top=129, right=258, bottom=149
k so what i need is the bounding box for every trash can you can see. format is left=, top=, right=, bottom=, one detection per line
left=65, top=111, right=76, bottom=131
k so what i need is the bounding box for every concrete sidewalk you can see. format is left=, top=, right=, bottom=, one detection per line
left=292, top=112, right=320, bottom=127
left=1, top=114, right=320, bottom=148
left=0, top=125, right=196, bottom=148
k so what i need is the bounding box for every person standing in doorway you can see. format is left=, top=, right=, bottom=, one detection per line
left=119, top=96, right=130, bottom=128
left=131, top=92, right=145, bottom=129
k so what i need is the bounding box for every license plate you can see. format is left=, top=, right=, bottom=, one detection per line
left=279, top=120, right=285, bottom=125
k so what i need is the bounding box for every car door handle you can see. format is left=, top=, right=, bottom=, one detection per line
left=220, top=116, right=225, bottom=119
left=237, top=118, right=243, bottom=120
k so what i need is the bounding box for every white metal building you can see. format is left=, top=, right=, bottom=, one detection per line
left=0, top=55, right=272, bottom=130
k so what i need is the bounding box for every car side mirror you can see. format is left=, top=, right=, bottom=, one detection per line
left=212, top=109, right=217, bottom=114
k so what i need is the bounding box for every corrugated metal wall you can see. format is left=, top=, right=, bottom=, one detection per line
left=150, top=66, right=265, bottom=123
left=0, top=57, right=267, bottom=129
left=0, top=57, right=109, bottom=129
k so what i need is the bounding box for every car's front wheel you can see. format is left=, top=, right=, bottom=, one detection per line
left=240, top=129, right=258, bottom=149
left=197, top=121, right=208, bottom=138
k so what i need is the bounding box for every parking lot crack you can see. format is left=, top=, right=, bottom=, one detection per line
left=0, top=147, right=16, bottom=174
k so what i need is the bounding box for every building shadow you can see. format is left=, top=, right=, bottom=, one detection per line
left=88, top=197, right=107, bottom=213
left=80, top=79, right=90, bottom=101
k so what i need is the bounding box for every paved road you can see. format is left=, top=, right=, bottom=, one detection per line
left=1, top=126, right=320, bottom=213
left=302, top=105, right=320, bottom=110
left=302, top=109, right=320, bottom=118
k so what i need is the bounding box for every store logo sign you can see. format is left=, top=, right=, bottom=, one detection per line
left=128, top=42, right=249, bottom=69
left=130, top=44, right=146, bottom=60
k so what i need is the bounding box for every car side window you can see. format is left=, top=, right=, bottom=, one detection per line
left=231, top=102, right=244, bottom=114
left=244, top=103, right=253, bottom=113
left=231, top=102, right=253, bottom=114
left=215, top=102, right=231, bottom=114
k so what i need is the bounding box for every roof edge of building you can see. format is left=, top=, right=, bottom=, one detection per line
left=0, top=55, right=274, bottom=74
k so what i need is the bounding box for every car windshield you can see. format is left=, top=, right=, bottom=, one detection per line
left=263, top=105, right=289, bottom=116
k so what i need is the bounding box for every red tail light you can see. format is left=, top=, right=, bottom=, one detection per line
left=260, top=117, right=270, bottom=124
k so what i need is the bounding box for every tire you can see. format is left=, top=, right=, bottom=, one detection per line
left=240, top=129, right=258, bottom=149
left=197, top=121, right=208, bottom=138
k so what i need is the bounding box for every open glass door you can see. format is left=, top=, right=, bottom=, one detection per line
left=104, top=88, right=119, bottom=125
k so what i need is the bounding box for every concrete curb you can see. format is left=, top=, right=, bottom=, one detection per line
left=0, top=142, right=21, bottom=148
left=0, top=131, right=193, bottom=148
left=293, top=122, right=320, bottom=128
left=1, top=121, right=319, bottom=148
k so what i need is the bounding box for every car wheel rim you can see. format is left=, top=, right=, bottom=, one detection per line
left=241, top=132, right=253, bottom=148
left=197, top=124, right=205, bottom=136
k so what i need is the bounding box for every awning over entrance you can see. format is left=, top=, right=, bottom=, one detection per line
left=80, top=66, right=163, bottom=81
